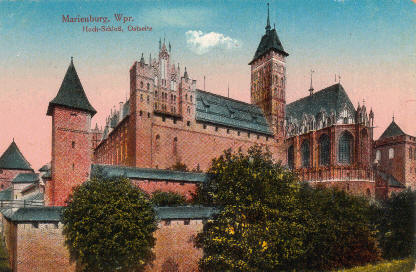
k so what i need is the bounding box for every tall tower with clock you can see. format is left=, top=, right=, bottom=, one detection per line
left=249, top=3, right=288, bottom=142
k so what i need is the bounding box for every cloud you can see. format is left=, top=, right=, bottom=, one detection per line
left=185, top=30, right=241, bottom=55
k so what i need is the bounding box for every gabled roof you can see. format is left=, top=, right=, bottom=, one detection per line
left=91, top=164, right=209, bottom=183
left=12, top=173, right=39, bottom=184
left=0, top=141, right=33, bottom=171
left=195, top=90, right=273, bottom=135
left=249, top=28, right=288, bottom=64
left=47, top=59, right=96, bottom=116
left=379, top=120, right=406, bottom=140
left=286, top=83, right=355, bottom=122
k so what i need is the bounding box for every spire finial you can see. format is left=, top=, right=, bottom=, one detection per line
left=309, top=69, right=315, bottom=96
left=227, top=82, right=230, bottom=98
left=159, top=38, right=161, bottom=50
left=266, top=3, right=271, bottom=31
left=71, top=56, right=73, bottom=64
left=12, top=137, right=14, bottom=142
left=392, top=113, right=395, bottom=122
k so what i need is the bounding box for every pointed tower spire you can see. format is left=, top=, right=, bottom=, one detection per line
left=159, top=38, right=161, bottom=50
left=47, top=58, right=96, bottom=116
left=169, top=42, right=171, bottom=53
left=149, top=53, right=152, bottom=65
left=309, top=70, right=315, bottom=96
left=184, top=67, right=189, bottom=79
left=140, top=53, right=145, bottom=64
left=266, top=3, right=271, bottom=31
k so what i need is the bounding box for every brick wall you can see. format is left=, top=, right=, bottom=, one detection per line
left=1, top=218, right=203, bottom=272
left=47, top=107, right=92, bottom=206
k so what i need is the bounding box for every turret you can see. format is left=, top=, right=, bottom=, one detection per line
left=46, top=58, right=96, bottom=206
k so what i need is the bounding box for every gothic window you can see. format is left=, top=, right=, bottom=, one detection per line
left=409, top=147, right=413, bottom=159
left=140, top=94, right=143, bottom=102
left=173, top=137, right=178, bottom=155
left=187, top=106, right=190, bottom=114
left=147, top=83, right=150, bottom=90
left=185, top=94, right=188, bottom=100
left=140, top=81, right=143, bottom=89
left=155, top=135, right=160, bottom=152
left=190, top=95, right=193, bottom=102
left=389, top=148, right=394, bottom=159
left=147, top=95, right=149, bottom=104
left=338, top=131, right=353, bottom=164
left=319, top=134, right=330, bottom=166
left=301, top=140, right=310, bottom=167
left=288, top=145, right=294, bottom=169
left=376, top=150, right=381, bottom=161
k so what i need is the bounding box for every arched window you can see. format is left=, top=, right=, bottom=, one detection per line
left=389, top=148, right=394, bottom=159
left=319, top=134, right=330, bottom=166
left=155, top=135, right=160, bottom=152
left=338, top=131, right=353, bottom=164
left=288, top=145, right=294, bottom=169
left=147, top=83, right=150, bottom=90
left=140, top=81, right=143, bottom=89
left=409, top=147, right=413, bottom=159
left=301, top=140, right=310, bottom=167
left=366, top=188, right=371, bottom=197
left=376, top=150, right=381, bottom=161
left=173, top=137, right=178, bottom=155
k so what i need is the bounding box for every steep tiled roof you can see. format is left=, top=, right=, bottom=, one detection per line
left=155, top=206, right=219, bottom=220
left=38, top=164, right=50, bottom=172
left=23, top=192, right=44, bottom=202
left=0, top=141, right=33, bottom=171
left=249, top=28, right=288, bottom=64
left=12, top=173, right=39, bottom=184
left=195, top=90, right=272, bottom=135
left=91, top=164, right=209, bottom=183
left=379, top=121, right=406, bottom=140
left=286, top=83, right=355, bottom=121
left=47, top=59, right=96, bottom=116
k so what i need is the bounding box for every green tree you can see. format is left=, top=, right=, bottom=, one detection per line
left=62, top=177, right=157, bottom=272
left=195, top=146, right=308, bottom=271
left=371, top=189, right=416, bottom=260
left=151, top=190, right=187, bottom=206
left=299, top=185, right=381, bottom=271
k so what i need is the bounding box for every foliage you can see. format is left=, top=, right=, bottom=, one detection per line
left=195, top=146, right=308, bottom=271
left=371, top=189, right=416, bottom=260
left=62, top=177, right=157, bottom=272
left=333, top=257, right=415, bottom=272
left=195, top=146, right=382, bottom=271
left=299, top=185, right=381, bottom=271
left=168, top=161, right=189, bottom=172
left=151, top=190, right=187, bottom=206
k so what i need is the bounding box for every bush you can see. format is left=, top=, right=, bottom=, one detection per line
left=370, top=189, right=416, bottom=260
left=151, top=190, right=187, bottom=206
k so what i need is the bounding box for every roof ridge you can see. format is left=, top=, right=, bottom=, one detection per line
left=196, top=89, right=257, bottom=109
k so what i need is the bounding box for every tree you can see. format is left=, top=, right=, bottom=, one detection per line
left=371, top=189, right=416, bottom=260
left=298, top=185, right=381, bottom=270
left=195, top=146, right=381, bottom=271
left=151, top=190, right=187, bottom=206
left=195, top=146, right=308, bottom=271
left=62, top=177, right=157, bottom=272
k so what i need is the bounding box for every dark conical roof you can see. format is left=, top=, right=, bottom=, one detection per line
left=47, top=59, right=96, bottom=116
left=379, top=120, right=406, bottom=140
left=249, top=28, right=288, bottom=65
left=0, top=141, right=33, bottom=171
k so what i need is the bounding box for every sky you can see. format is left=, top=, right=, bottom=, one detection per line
left=0, top=0, right=415, bottom=170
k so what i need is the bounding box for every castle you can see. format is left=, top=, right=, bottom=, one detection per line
left=0, top=4, right=414, bottom=271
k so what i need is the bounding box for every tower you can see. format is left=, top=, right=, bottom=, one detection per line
left=249, top=3, right=288, bottom=141
left=46, top=58, right=96, bottom=206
